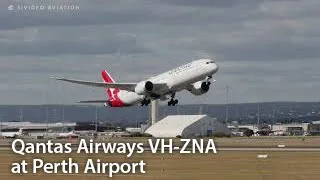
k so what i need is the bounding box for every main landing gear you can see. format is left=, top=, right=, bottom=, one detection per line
left=206, top=75, right=212, bottom=82
left=168, top=93, right=178, bottom=106
left=141, top=99, right=151, bottom=106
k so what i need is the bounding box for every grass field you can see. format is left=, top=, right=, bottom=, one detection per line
left=1, top=150, right=320, bottom=180
left=1, top=137, right=320, bottom=180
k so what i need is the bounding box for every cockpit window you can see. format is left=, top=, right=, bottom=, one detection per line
left=206, top=60, right=215, bottom=64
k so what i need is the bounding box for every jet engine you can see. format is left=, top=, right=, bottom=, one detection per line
left=134, top=81, right=153, bottom=95
left=188, top=81, right=210, bottom=95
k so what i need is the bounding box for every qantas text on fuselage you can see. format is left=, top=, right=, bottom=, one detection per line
left=56, top=59, right=218, bottom=107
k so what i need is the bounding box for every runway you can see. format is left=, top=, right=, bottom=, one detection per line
left=1, top=146, right=320, bottom=152
left=218, top=147, right=320, bottom=152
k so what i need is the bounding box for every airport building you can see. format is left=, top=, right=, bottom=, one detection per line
left=0, top=121, right=77, bottom=138
left=145, top=115, right=230, bottom=138
left=0, top=121, right=76, bottom=131
left=307, top=122, right=320, bottom=135
left=0, top=121, right=116, bottom=138
left=228, top=122, right=315, bottom=136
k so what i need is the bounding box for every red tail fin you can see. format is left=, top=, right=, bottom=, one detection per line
left=101, top=70, right=117, bottom=100
left=101, top=70, right=126, bottom=107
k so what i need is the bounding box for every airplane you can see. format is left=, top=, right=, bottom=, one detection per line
left=57, top=131, right=79, bottom=138
left=0, top=128, right=23, bottom=138
left=55, top=58, right=219, bottom=107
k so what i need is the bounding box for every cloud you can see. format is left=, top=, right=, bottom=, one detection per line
left=0, top=0, right=319, bottom=104
left=158, top=0, right=252, bottom=7
left=0, top=26, right=151, bottom=55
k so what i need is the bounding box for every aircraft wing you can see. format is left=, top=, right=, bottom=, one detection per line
left=55, top=78, right=168, bottom=93
left=55, top=78, right=137, bottom=91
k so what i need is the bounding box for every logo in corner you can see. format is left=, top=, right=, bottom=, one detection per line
left=8, top=5, right=14, bottom=11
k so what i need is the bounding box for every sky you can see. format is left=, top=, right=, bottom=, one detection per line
left=0, top=0, right=319, bottom=105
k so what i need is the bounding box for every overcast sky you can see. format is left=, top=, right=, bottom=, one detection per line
left=0, top=0, right=319, bottom=105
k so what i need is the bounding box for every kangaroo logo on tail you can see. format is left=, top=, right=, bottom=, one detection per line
left=101, top=70, right=118, bottom=100
left=101, top=70, right=126, bottom=107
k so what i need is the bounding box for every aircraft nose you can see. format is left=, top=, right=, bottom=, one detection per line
left=212, top=63, right=219, bottom=73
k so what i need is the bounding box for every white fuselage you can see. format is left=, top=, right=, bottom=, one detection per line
left=117, top=59, right=218, bottom=105
left=0, top=128, right=22, bottom=138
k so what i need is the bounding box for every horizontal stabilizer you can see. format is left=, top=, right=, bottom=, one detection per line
left=78, top=100, right=109, bottom=103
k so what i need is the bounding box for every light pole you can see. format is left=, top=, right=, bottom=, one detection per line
left=95, top=106, right=98, bottom=132
left=46, top=106, right=49, bottom=137
left=225, top=85, right=229, bottom=125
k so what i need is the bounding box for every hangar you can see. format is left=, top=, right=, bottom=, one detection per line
left=144, top=115, right=229, bottom=138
